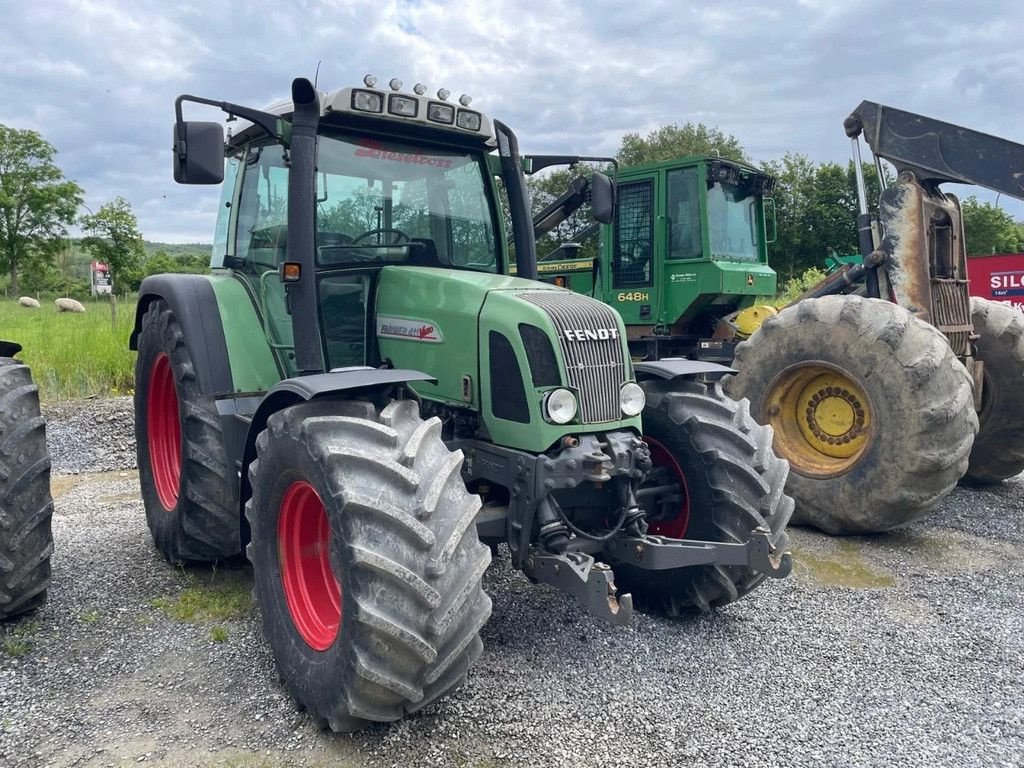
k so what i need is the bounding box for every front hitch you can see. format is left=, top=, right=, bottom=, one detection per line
left=523, top=551, right=633, bottom=626
left=603, top=527, right=792, bottom=579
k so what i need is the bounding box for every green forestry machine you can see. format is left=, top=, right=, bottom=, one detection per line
left=130, top=76, right=792, bottom=730
left=533, top=104, right=1024, bottom=534
left=0, top=342, right=53, bottom=622
left=527, top=154, right=779, bottom=364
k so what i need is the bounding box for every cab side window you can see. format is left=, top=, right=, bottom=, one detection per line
left=235, top=145, right=290, bottom=270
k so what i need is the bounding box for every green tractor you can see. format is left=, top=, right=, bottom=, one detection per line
left=130, top=76, right=792, bottom=730
left=530, top=103, right=1024, bottom=534
left=526, top=154, right=779, bottom=364
left=0, top=343, right=53, bottom=621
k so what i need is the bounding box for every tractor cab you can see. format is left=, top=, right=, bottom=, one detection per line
left=205, top=79, right=510, bottom=378
left=537, top=156, right=779, bottom=361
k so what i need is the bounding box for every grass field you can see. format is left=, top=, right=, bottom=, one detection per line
left=0, top=296, right=137, bottom=402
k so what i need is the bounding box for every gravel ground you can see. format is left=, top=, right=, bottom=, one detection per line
left=1, top=398, right=1022, bottom=767
left=42, top=398, right=136, bottom=475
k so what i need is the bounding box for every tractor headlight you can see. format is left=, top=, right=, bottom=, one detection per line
left=456, top=109, right=482, bottom=131
left=388, top=94, right=418, bottom=118
left=544, top=388, right=578, bottom=425
left=351, top=89, right=383, bottom=113
left=620, top=382, right=645, bottom=417
left=427, top=102, right=455, bottom=124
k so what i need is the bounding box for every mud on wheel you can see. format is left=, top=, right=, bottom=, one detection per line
left=612, top=379, right=793, bottom=616
left=963, top=297, right=1024, bottom=484
left=134, top=300, right=239, bottom=562
left=0, top=357, right=53, bottom=621
left=246, top=398, right=492, bottom=731
left=725, top=295, right=978, bottom=534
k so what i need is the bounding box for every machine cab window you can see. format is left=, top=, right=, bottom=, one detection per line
left=314, top=134, right=500, bottom=272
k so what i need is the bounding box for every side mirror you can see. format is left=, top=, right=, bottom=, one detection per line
left=173, top=121, right=225, bottom=184
left=590, top=172, right=615, bottom=224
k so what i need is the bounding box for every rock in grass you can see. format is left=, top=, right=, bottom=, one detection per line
left=18, top=297, right=40, bottom=309
left=55, top=297, right=86, bottom=313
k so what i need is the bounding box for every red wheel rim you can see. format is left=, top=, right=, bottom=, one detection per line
left=643, top=437, right=691, bottom=539
left=278, top=481, right=341, bottom=651
left=147, top=353, right=182, bottom=511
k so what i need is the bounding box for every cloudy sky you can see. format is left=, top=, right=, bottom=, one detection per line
left=1, top=0, right=1021, bottom=242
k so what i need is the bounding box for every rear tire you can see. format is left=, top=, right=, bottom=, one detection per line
left=246, top=398, right=492, bottom=731
left=0, top=358, right=53, bottom=621
left=963, top=297, right=1024, bottom=483
left=134, top=300, right=239, bottom=562
left=613, top=380, right=793, bottom=615
left=725, top=295, right=977, bottom=534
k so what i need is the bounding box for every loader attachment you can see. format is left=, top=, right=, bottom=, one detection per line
left=846, top=100, right=1024, bottom=195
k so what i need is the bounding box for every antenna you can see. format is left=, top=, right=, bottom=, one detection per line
left=314, top=60, right=322, bottom=89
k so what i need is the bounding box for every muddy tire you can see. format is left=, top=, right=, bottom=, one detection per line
left=0, top=358, right=53, bottom=621
left=134, top=300, right=239, bottom=562
left=246, top=398, right=491, bottom=731
left=725, top=295, right=977, bottom=534
left=612, top=380, right=793, bottom=615
left=963, top=297, right=1024, bottom=484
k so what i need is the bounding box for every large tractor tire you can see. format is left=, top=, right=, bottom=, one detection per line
left=0, top=358, right=53, bottom=621
left=134, top=300, right=239, bottom=562
left=725, top=295, right=977, bottom=534
left=246, top=398, right=492, bottom=731
left=963, top=297, right=1024, bottom=484
left=613, top=379, right=793, bottom=615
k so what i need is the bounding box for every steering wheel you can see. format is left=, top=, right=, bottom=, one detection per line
left=351, top=228, right=411, bottom=246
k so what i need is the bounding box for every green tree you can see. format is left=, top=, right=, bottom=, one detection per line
left=764, top=154, right=891, bottom=280
left=617, top=123, right=747, bottom=167
left=762, top=153, right=817, bottom=280
left=80, top=197, right=146, bottom=288
left=961, top=196, right=1024, bottom=255
left=0, top=125, right=83, bottom=293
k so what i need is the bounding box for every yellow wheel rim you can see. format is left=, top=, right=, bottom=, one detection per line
left=762, top=362, right=873, bottom=477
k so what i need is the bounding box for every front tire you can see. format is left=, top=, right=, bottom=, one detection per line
left=613, top=380, right=793, bottom=615
left=725, top=295, right=978, bottom=534
left=0, top=358, right=53, bottom=621
left=134, top=300, right=239, bottom=562
left=246, top=398, right=491, bottom=731
left=963, top=298, right=1024, bottom=483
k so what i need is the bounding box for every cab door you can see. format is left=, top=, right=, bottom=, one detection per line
left=606, top=174, right=661, bottom=325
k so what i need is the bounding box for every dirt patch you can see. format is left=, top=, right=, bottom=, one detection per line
left=793, top=540, right=897, bottom=589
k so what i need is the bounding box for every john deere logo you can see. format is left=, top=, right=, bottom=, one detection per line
left=563, top=328, right=619, bottom=342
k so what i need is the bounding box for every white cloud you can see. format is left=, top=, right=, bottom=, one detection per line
left=0, top=0, right=1020, bottom=241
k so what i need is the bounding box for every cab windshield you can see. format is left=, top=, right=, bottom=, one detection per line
left=706, top=181, right=758, bottom=262
left=314, top=133, right=501, bottom=272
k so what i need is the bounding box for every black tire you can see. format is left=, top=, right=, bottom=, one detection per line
left=0, top=358, right=53, bottom=621
left=963, top=297, right=1024, bottom=483
left=246, top=398, right=492, bottom=731
left=134, top=300, right=239, bottom=562
left=725, top=295, right=977, bottom=534
left=613, top=380, right=793, bottom=615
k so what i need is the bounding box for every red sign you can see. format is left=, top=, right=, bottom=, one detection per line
left=967, top=254, right=1024, bottom=314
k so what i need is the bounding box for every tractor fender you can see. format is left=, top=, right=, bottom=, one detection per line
left=130, top=274, right=234, bottom=397
left=634, top=358, right=735, bottom=381
left=0, top=340, right=22, bottom=358
left=238, top=368, right=437, bottom=532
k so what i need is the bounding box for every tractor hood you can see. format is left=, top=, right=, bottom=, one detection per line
left=374, top=266, right=639, bottom=452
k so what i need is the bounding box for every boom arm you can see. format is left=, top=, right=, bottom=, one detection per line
left=845, top=101, right=1024, bottom=199
left=533, top=175, right=594, bottom=239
